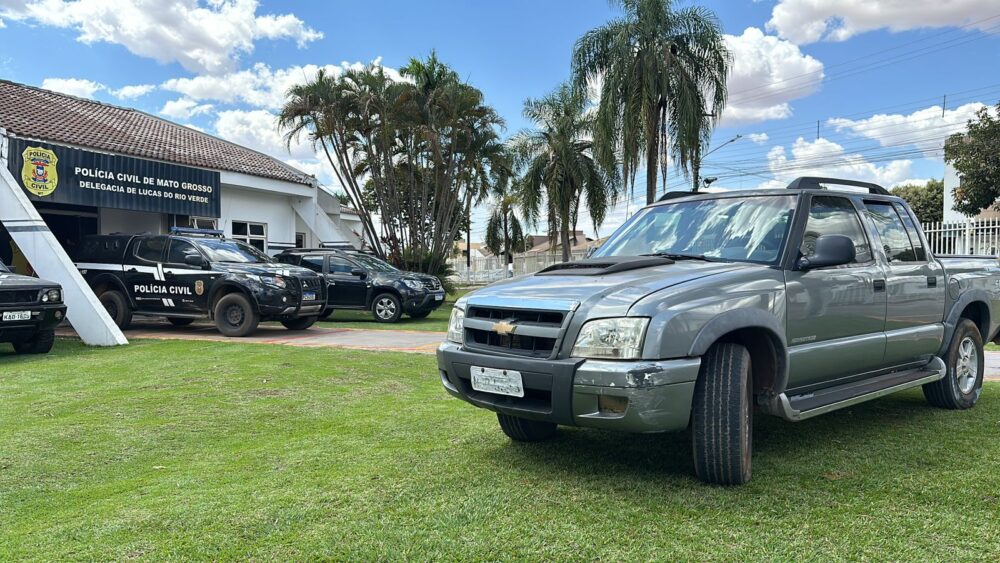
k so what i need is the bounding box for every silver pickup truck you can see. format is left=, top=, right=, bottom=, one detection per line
left=438, top=177, right=1000, bottom=485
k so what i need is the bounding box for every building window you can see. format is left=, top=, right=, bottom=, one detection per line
left=172, top=215, right=218, bottom=230
left=232, top=221, right=267, bottom=252
left=296, top=232, right=306, bottom=248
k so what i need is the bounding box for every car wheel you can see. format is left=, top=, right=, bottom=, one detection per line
left=318, top=308, right=334, bottom=321
left=371, top=293, right=402, bottom=323
left=408, top=310, right=431, bottom=320
left=214, top=293, right=260, bottom=337
left=167, top=317, right=195, bottom=327
left=497, top=413, right=557, bottom=442
left=281, top=316, right=317, bottom=331
left=99, top=290, right=132, bottom=329
left=12, top=330, right=55, bottom=355
left=691, top=342, right=753, bottom=486
left=924, top=318, right=984, bottom=409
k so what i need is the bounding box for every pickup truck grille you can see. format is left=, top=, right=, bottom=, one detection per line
left=421, top=277, right=442, bottom=291
left=0, top=290, right=38, bottom=305
left=464, top=305, right=565, bottom=358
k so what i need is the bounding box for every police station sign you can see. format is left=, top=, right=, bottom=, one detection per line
left=6, top=137, right=221, bottom=218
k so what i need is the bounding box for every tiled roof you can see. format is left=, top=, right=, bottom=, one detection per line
left=0, top=79, right=314, bottom=186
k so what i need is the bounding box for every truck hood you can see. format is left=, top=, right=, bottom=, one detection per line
left=214, top=262, right=319, bottom=278
left=465, top=260, right=751, bottom=317
left=0, top=271, right=60, bottom=289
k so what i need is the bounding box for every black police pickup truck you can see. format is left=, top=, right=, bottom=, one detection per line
left=74, top=229, right=326, bottom=337
left=276, top=248, right=446, bottom=323
left=0, top=261, right=66, bottom=354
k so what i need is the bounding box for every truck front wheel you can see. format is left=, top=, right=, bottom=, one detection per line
left=12, top=330, right=55, bottom=355
left=497, top=413, right=557, bottom=442
left=281, top=316, right=317, bottom=331
left=924, top=318, right=984, bottom=409
left=214, top=293, right=260, bottom=337
left=691, top=342, right=753, bottom=486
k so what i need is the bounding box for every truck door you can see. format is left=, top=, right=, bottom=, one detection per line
left=861, top=201, right=946, bottom=365
left=125, top=236, right=169, bottom=312
left=163, top=238, right=212, bottom=314
left=785, top=195, right=888, bottom=391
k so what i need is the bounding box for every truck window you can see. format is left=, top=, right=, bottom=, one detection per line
left=167, top=240, right=202, bottom=265
left=299, top=255, right=325, bottom=273
left=800, top=196, right=872, bottom=263
left=892, top=203, right=927, bottom=261
left=328, top=256, right=355, bottom=274
left=864, top=202, right=917, bottom=263
left=134, top=237, right=168, bottom=263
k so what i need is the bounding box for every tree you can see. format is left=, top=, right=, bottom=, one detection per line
left=891, top=179, right=943, bottom=224
left=945, top=101, right=1000, bottom=217
left=484, top=190, right=528, bottom=265
left=278, top=54, right=506, bottom=276
left=510, top=83, right=620, bottom=262
left=572, top=0, right=730, bottom=205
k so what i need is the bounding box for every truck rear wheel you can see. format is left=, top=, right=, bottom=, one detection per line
left=924, top=318, right=984, bottom=409
left=691, top=342, right=753, bottom=486
left=99, top=290, right=132, bottom=330
left=214, top=293, right=260, bottom=337
left=497, top=413, right=557, bottom=442
left=12, top=330, right=55, bottom=355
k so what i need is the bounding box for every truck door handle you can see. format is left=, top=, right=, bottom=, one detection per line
left=126, top=268, right=137, bottom=273
left=927, top=276, right=937, bottom=287
left=873, top=279, right=886, bottom=292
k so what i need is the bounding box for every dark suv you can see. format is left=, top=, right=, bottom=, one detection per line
left=0, top=261, right=66, bottom=354
left=276, top=249, right=446, bottom=323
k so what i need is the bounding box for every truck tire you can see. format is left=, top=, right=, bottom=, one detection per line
left=408, top=310, right=432, bottom=319
left=167, top=317, right=195, bottom=327
left=497, top=413, right=557, bottom=442
left=372, top=293, right=402, bottom=323
left=281, top=316, right=317, bottom=331
left=99, top=290, right=132, bottom=329
left=214, top=293, right=260, bottom=337
left=924, top=318, right=984, bottom=410
left=12, top=330, right=55, bottom=355
left=691, top=342, right=753, bottom=486
left=318, top=308, right=334, bottom=321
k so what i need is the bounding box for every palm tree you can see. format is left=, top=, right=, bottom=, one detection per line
left=573, top=0, right=730, bottom=205
left=510, top=83, right=620, bottom=262
left=484, top=190, right=528, bottom=268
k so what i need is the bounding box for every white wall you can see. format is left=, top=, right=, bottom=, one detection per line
left=100, top=208, right=163, bottom=235
left=943, top=163, right=964, bottom=222
left=220, top=185, right=296, bottom=253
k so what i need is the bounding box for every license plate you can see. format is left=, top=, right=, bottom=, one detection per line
left=2, top=311, right=31, bottom=322
left=471, top=366, right=524, bottom=397
left=434, top=294, right=444, bottom=301
left=302, top=291, right=317, bottom=301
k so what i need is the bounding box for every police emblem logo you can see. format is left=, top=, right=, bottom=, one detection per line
left=195, top=280, right=205, bottom=296
left=21, top=147, right=59, bottom=197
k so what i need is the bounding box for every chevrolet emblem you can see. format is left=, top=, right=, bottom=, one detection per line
left=492, top=320, right=517, bottom=336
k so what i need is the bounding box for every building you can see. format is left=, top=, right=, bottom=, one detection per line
left=0, top=79, right=361, bottom=272
left=932, top=163, right=999, bottom=256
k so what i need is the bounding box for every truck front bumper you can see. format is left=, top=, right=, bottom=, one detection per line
left=437, top=341, right=701, bottom=433
left=0, top=304, right=67, bottom=343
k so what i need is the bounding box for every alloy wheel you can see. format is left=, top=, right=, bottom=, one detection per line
left=956, top=336, right=979, bottom=394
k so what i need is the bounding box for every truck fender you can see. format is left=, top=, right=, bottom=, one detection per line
left=940, top=289, right=994, bottom=356
left=208, top=282, right=260, bottom=317
left=89, top=273, right=133, bottom=307
left=687, top=308, right=789, bottom=394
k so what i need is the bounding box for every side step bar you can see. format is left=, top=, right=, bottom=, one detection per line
left=769, top=357, right=946, bottom=422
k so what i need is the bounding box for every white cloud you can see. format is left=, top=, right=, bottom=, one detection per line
left=40, top=77, right=104, bottom=98
left=721, top=27, right=825, bottom=126
left=160, top=98, right=214, bottom=120
left=213, top=109, right=314, bottom=160
left=0, top=0, right=322, bottom=74
left=0, top=17, right=6, bottom=28
left=827, top=102, right=985, bottom=156
left=747, top=133, right=769, bottom=144
left=110, top=83, right=155, bottom=99
left=761, top=137, right=915, bottom=189
left=161, top=59, right=402, bottom=110
left=766, top=0, right=1000, bottom=44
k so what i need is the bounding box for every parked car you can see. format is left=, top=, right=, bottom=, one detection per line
left=438, top=177, right=999, bottom=485
left=74, top=229, right=327, bottom=337
left=0, top=261, right=66, bottom=354
left=275, top=249, right=446, bottom=323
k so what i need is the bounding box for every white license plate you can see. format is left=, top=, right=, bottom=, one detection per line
left=471, top=366, right=524, bottom=397
left=2, top=311, right=31, bottom=322
left=434, top=294, right=444, bottom=301
left=302, top=291, right=317, bottom=301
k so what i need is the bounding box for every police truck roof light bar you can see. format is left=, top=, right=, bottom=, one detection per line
left=168, top=226, right=225, bottom=238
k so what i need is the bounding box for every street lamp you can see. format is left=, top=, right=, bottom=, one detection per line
left=693, top=134, right=741, bottom=192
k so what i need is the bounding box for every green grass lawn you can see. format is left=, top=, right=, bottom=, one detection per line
left=2, top=339, right=999, bottom=560
left=317, top=288, right=473, bottom=332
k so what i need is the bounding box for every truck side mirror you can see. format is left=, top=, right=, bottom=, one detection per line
left=798, top=234, right=856, bottom=270
left=184, top=254, right=207, bottom=268
left=351, top=268, right=366, bottom=277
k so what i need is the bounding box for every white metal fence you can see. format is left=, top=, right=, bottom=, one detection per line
left=922, top=218, right=1000, bottom=256
left=452, top=250, right=591, bottom=284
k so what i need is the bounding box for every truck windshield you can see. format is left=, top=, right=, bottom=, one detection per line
left=594, top=195, right=795, bottom=265
left=0, top=261, right=8, bottom=273
left=349, top=253, right=398, bottom=273
left=194, top=239, right=273, bottom=264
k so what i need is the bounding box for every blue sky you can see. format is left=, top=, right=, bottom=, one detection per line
left=1, top=0, right=999, bottom=240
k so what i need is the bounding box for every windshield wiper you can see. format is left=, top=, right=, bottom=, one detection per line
left=640, top=252, right=724, bottom=262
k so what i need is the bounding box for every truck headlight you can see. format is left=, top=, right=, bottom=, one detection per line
left=447, top=307, right=465, bottom=344
left=572, top=318, right=649, bottom=359
left=41, top=289, right=62, bottom=303
left=403, top=279, right=424, bottom=290
left=246, top=274, right=286, bottom=289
